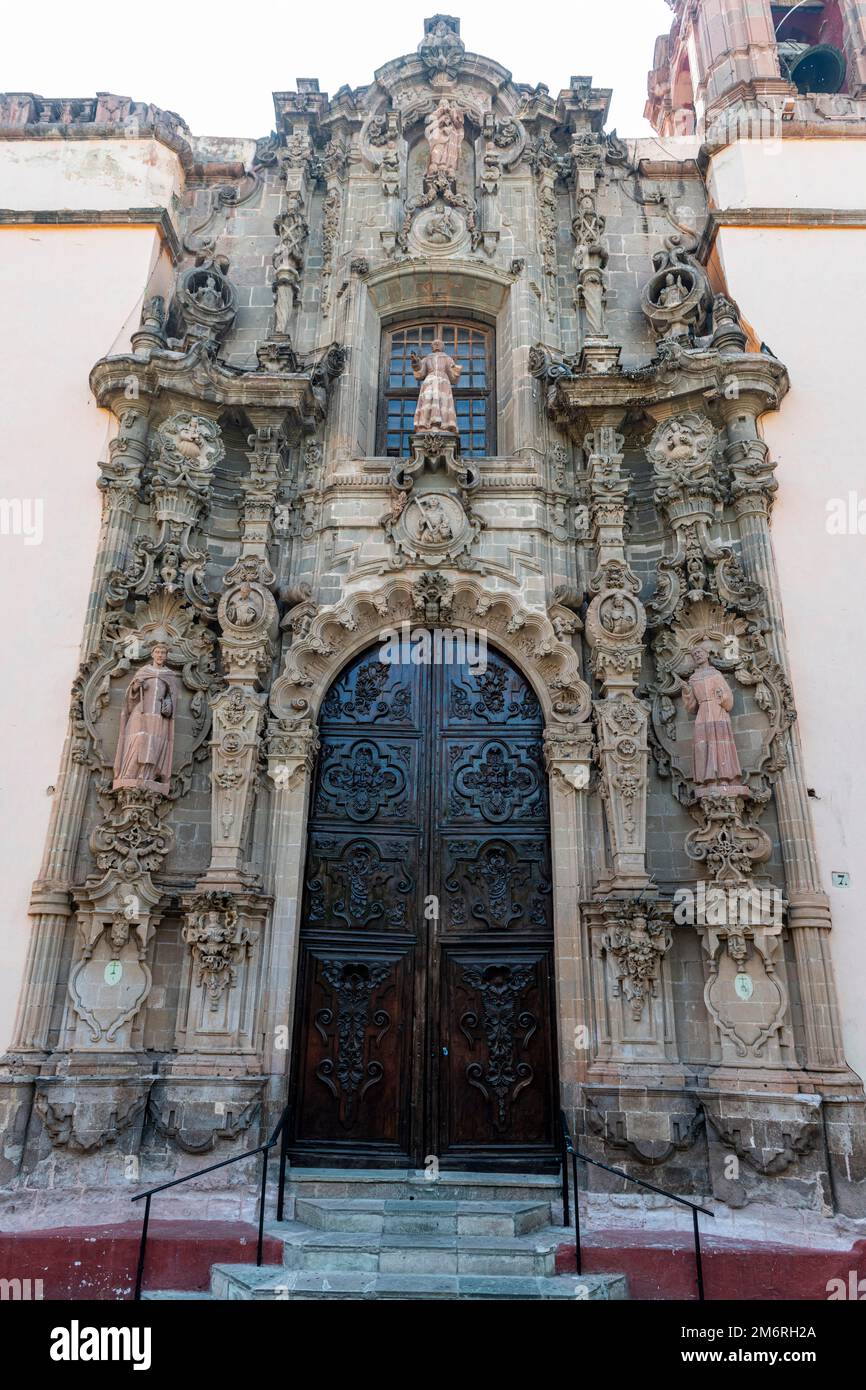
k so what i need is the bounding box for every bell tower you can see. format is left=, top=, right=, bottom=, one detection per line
left=646, top=0, right=866, bottom=136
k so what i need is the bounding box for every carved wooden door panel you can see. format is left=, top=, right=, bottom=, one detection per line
left=289, top=644, right=558, bottom=1170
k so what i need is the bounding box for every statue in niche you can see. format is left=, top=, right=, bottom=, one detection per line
left=113, top=643, right=178, bottom=795
left=680, top=643, right=746, bottom=794
left=416, top=495, right=455, bottom=544
left=657, top=273, right=688, bottom=308
left=424, top=100, right=464, bottom=181
left=193, top=275, right=223, bottom=310
left=599, top=592, right=634, bottom=636
left=411, top=338, right=462, bottom=434
left=226, top=580, right=259, bottom=628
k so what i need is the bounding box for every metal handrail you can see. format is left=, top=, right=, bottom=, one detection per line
left=560, top=1110, right=714, bottom=1301
left=130, top=1101, right=292, bottom=1301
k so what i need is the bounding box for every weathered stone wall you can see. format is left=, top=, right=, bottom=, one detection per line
left=1, top=11, right=864, bottom=1218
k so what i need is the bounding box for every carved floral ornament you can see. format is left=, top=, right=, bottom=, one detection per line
left=182, top=892, right=254, bottom=1011
left=601, top=901, right=672, bottom=1022
left=269, top=574, right=592, bottom=747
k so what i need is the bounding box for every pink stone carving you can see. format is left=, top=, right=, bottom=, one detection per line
left=112, top=644, right=178, bottom=795
left=681, top=645, right=747, bottom=796
left=411, top=339, right=462, bottom=434
left=424, top=101, right=464, bottom=181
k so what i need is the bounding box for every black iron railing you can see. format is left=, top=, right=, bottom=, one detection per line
left=130, top=1102, right=292, bottom=1301
left=559, top=1110, right=714, bottom=1301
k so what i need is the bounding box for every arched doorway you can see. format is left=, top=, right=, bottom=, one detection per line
left=288, top=638, right=559, bottom=1170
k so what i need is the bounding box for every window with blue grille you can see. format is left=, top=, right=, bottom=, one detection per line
left=379, top=320, right=494, bottom=458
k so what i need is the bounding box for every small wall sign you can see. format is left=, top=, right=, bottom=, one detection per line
left=734, top=972, right=754, bottom=1001
left=831, top=872, right=850, bottom=888
left=104, top=960, right=123, bottom=985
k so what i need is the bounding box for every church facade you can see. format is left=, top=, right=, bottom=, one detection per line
left=2, top=5, right=865, bottom=1220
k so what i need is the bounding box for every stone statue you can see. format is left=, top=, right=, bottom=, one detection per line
left=273, top=194, right=308, bottom=334
left=425, top=209, right=457, bottom=244
left=680, top=644, right=745, bottom=794
left=416, top=495, right=454, bottom=543
left=658, top=273, right=687, bottom=308
left=599, top=592, right=633, bottom=636
left=424, top=101, right=464, bottom=182
left=411, top=338, right=462, bottom=434
left=194, top=275, right=223, bottom=310
left=113, top=643, right=178, bottom=795
left=226, top=580, right=259, bottom=627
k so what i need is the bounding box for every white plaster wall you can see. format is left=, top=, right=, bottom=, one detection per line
left=710, top=139, right=866, bottom=210
left=712, top=217, right=866, bottom=1083
left=0, top=138, right=183, bottom=214
left=0, top=222, right=173, bottom=1048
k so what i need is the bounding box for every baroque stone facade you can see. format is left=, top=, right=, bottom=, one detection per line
left=2, top=11, right=865, bottom=1215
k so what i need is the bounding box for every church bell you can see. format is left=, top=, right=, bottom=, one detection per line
left=778, top=41, right=847, bottom=94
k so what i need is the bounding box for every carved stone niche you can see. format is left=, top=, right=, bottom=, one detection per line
left=580, top=1086, right=706, bottom=1194
left=174, top=891, right=269, bottom=1068
left=385, top=485, right=481, bottom=570
left=699, top=1091, right=830, bottom=1212
left=383, top=431, right=483, bottom=571
left=640, top=234, right=710, bottom=341
left=173, top=253, right=237, bottom=346
left=649, top=602, right=794, bottom=807
left=80, top=603, right=215, bottom=806
left=586, top=900, right=676, bottom=1064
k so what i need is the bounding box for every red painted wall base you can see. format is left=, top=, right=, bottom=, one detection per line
left=555, top=1233, right=866, bottom=1300
left=0, top=1221, right=283, bottom=1299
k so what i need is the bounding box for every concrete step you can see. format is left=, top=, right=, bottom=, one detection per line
left=280, top=1168, right=560, bottom=1208
left=294, top=1197, right=551, bottom=1237
left=210, top=1263, right=627, bottom=1301
left=273, top=1221, right=563, bottom=1276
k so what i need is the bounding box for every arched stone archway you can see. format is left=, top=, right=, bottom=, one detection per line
left=259, top=573, right=596, bottom=1144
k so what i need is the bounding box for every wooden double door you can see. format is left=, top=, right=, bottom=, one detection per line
left=289, top=642, right=559, bottom=1170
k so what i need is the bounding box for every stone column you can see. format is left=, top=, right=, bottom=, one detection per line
left=8, top=409, right=150, bottom=1059
left=259, top=721, right=319, bottom=1121
left=544, top=723, right=594, bottom=1123
left=723, top=402, right=847, bottom=1071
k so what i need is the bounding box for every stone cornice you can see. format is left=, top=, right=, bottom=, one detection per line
left=698, top=206, right=866, bottom=260
left=536, top=345, right=789, bottom=440
left=89, top=344, right=325, bottom=429
left=0, top=206, right=181, bottom=261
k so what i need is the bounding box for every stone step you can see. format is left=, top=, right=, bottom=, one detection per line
left=141, top=1290, right=212, bottom=1300
left=280, top=1167, right=560, bottom=1208
left=273, top=1223, right=562, bottom=1276
left=210, top=1264, right=627, bottom=1301
left=293, top=1197, right=551, bottom=1237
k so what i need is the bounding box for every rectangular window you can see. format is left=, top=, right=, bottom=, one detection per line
left=379, top=320, right=494, bottom=458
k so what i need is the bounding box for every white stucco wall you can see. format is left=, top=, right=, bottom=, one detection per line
left=710, top=139, right=866, bottom=211
left=710, top=139, right=866, bottom=1083
left=0, top=138, right=183, bottom=214
left=0, top=138, right=180, bottom=1049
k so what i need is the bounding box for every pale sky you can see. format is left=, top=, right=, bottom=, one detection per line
left=3, top=0, right=674, bottom=140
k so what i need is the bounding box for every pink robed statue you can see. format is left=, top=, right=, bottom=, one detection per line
left=113, top=643, right=178, bottom=795
left=680, top=645, right=747, bottom=795
left=411, top=338, right=462, bottom=434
